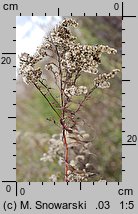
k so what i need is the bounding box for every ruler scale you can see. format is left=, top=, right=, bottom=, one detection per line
left=0, top=0, right=138, bottom=213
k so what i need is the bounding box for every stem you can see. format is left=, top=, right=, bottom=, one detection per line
left=39, top=79, right=60, bottom=107
left=75, top=85, right=97, bottom=113
left=34, top=82, right=61, bottom=118
left=54, top=44, right=69, bottom=182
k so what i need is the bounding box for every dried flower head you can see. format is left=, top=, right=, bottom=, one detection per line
left=94, top=69, right=120, bottom=89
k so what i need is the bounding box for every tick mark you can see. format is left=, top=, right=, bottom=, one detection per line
left=2, top=53, right=16, bottom=55
left=122, top=80, right=130, bottom=82
left=80, top=182, right=82, bottom=190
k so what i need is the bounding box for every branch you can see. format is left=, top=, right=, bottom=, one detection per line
left=75, top=85, right=97, bottom=113
left=34, top=82, right=61, bottom=118
left=39, top=79, right=60, bottom=107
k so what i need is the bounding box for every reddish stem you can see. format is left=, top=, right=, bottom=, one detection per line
left=54, top=42, right=69, bottom=182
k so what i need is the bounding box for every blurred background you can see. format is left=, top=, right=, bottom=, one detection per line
left=16, top=16, right=122, bottom=182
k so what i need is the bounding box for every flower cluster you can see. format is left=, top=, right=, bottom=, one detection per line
left=19, top=18, right=120, bottom=90
left=49, top=174, right=57, bottom=182
left=40, top=134, right=64, bottom=163
left=61, top=19, right=78, bottom=27
left=19, top=53, right=42, bottom=84
left=67, top=169, right=95, bottom=182
left=40, top=129, right=98, bottom=182
left=50, top=19, right=78, bottom=46
left=64, top=85, right=88, bottom=97
left=94, top=69, right=120, bottom=89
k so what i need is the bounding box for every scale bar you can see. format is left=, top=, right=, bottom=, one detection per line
left=122, top=143, right=136, bottom=146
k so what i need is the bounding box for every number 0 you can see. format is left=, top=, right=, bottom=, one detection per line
left=20, top=188, right=25, bottom=195
left=6, top=185, right=11, bottom=192
left=114, top=3, right=119, bottom=10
